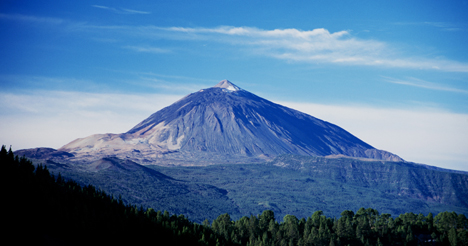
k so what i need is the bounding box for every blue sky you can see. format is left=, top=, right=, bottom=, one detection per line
left=1, top=0, right=468, bottom=171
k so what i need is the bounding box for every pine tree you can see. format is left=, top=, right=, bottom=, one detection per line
left=448, top=227, right=458, bottom=246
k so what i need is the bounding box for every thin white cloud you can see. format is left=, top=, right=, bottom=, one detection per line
left=121, top=8, right=151, bottom=15
left=164, top=26, right=350, bottom=39
left=146, top=26, right=468, bottom=72
left=91, top=5, right=150, bottom=15
left=137, top=72, right=219, bottom=84
left=91, top=5, right=111, bottom=10
left=4, top=13, right=467, bottom=72
left=123, top=45, right=171, bottom=54
left=383, top=76, right=468, bottom=94
left=0, top=74, right=98, bottom=91
left=134, top=77, right=212, bottom=93
left=0, top=13, right=64, bottom=24
left=394, top=21, right=465, bottom=32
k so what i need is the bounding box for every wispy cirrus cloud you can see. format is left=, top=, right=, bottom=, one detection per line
left=91, top=5, right=151, bottom=15
left=134, top=77, right=212, bottom=93
left=0, top=13, right=64, bottom=24
left=383, top=76, right=468, bottom=94
left=133, top=25, right=468, bottom=72
left=394, top=21, right=464, bottom=32
left=123, top=45, right=171, bottom=54
left=3, top=12, right=467, bottom=73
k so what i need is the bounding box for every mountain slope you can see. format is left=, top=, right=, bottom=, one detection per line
left=268, top=155, right=468, bottom=208
left=37, top=156, right=240, bottom=222
left=58, top=80, right=401, bottom=165
left=19, top=152, right=466, bottom=223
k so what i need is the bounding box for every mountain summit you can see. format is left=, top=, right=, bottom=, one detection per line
left=212, top=80, right=242, bottom=91
left=59, top=80, right=402, bottom=165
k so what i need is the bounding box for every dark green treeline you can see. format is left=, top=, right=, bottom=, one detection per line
left=2, top=145, right=467, bottom=245
left=2, top=145, right=232, bottom=246
left=210, top=208, right=467, bottom=246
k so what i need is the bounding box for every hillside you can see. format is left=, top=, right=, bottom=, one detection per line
left=5, top=146, right=468, bottom=245
left=5, top=147, right=468, bottom=245
left=34, top=153, right=468, bottom=223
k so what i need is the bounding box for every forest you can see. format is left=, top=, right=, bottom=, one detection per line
left=2, top=145, right=467, bottom=245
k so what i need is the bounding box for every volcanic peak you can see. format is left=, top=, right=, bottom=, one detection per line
left=213, top=80, right=241, bottom=92
left=56, top=79, right=404, bottom=165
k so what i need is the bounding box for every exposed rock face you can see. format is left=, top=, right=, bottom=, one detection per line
left=58, top=80, right=402, bottom=165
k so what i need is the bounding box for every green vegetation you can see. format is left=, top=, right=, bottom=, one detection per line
left=209, top=208, right=468, bottom=246
left=150, top=158, right=468, bottom=222
left=2, top=146, right=231, bottom=245
left=3, top=145, right=468, bottom=245
left=46, top=157, right=241, bottom=222
left=36, top=153, right=468, bottom=224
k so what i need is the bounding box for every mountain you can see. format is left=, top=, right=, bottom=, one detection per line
left=57, top=80, right=402, bottom=166
left=11, top=80, right=468, bottom=222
